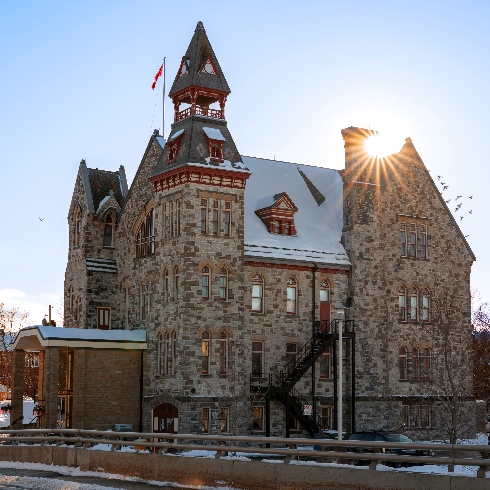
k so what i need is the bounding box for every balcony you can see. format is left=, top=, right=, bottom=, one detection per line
left=175, top=106, right=224, bottom=122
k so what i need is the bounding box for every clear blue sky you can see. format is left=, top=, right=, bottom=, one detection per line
left=1, top=0, right=489, bottom=323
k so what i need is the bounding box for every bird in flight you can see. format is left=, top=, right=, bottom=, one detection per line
left=460, top=216, right=464, bottom=220
left=469, top=210, right=473, bottom=214
left=39, top=217, right=45, bottom=221
left=455, top=195, right=462, bottom=200
left=443, top=185, right=449, bottom=190
left=437, top=175, right=442, bottom=180
left=469, top=195, right=473, bottom=199
left=445, top=199, right=451, bottom=203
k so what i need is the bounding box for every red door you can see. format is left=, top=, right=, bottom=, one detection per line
left=320, top=302, right=331, bottom=331
left=97, top=308, right=110, bottom=330
left=153, top=403, right=178, bottom=433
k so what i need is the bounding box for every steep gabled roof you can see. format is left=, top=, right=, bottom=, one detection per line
left=169, top=21, right=230, bottom=97
left=87, top=167, right=125, bottom=212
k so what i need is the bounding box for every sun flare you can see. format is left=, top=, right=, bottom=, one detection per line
left=364, top=133, right=404, bottom=158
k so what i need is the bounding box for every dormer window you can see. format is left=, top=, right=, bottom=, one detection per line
left=166, top=129, right=185, bottom=164
left=203, top=127, right=225, bottom=163
left=255, top=192, right=298, bottom=236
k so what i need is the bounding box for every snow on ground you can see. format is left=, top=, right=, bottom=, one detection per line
left=0, top=474, right=119, bottom=489
left=0, top=398, right=35, bottom=428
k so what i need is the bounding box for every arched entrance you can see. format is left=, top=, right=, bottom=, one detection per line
left=152, top=403, right=178, bottom=433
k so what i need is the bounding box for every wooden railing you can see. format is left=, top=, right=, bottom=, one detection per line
left=175, top=106, right=223, bottom=121
left=1, top=429, right=489, bottom=477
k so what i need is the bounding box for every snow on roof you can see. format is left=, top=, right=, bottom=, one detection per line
left=202, top=127, right=226, bottom=141
left=167, top=129, right=185, bottom=142
left=155, top=136, right=166, bottom=148
left=86, top=257, right=118, bottom=274
left=242, top=156, right=350, bottom=267
left=11, top=325, right=147, bottom=350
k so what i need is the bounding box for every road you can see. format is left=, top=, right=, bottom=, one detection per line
left=0, top=468, right=194, bottom=489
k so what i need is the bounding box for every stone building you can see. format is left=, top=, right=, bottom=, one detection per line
left=14, top=22, right=475, bottom=437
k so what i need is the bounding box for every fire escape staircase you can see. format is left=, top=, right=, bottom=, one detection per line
left=267, top=319, right=354, bottom=436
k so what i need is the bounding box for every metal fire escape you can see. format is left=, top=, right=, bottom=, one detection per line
left=259, top=319, right=355, bottom=437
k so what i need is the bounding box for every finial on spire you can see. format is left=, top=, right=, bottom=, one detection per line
left=196, top=21, right=205, bottom=31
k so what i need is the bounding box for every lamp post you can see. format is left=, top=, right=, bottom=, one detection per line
left=336, top=306, right=346, bottom=441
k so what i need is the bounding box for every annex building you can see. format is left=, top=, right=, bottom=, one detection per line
left=10, top=22, right=476, bottom=439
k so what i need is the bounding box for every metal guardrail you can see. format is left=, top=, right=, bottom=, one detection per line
left=0, top=429, right=489, bottom=478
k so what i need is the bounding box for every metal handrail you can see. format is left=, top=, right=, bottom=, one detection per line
left=0, top=429, right=489, bottom=477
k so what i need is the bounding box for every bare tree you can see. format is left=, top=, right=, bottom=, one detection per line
left=421, top=294, right=473, bottom=444
left=471, top=299, right=490, bottom=411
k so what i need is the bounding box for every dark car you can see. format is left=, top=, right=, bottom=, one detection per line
left=347, top=431, right=435, bottom=467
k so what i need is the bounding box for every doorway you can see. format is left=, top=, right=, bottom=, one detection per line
left=153, top=403, right=179, bottom=433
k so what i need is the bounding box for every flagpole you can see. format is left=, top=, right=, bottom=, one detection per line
left=162, top=57, right=166, bottom=139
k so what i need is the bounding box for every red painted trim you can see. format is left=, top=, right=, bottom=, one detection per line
left=244, top=261, right=350, bottom=274
left=150, top=165, right=250, bottom=192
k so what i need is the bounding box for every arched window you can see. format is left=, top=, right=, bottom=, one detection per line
left=202, top=331, right=210, bottom=374
left=69, top=286, right=74, bottom=311
left=219, top=332, right=227, bottom=374
left=140, top=284, right=148, bottom=321
left=399, top=347, right=407, bottom=380
left=136, top=209, right=155, bottom=258
left=251, top=274, right=264, bottom=313
left=202, top=266, right=210, bottom=300
left=74, top=206, right=82, bottom=248
left=174, top=266, right=179, bottom=301
left=166, top=332, right=173, bottom=375
left=158, top=333, right=164, bottom=375
left=219, top=267, right=228, bottom=301
left=398, top=287, right=407, bottom=321
left=164, top=268, right=169, bottom=302
left=172, top=331, right=177, bottom=374
left=412, top=348, right=419, bottom=380
left=422, top=289, right=430, bottom=322
left=410, top=287, right=418, bottom=321
left=287, top=277, right=297, bottom=314
left=76, top=296, right=82, bottom=321
left=103, top=214, right=113, bottom=247
left=420, top=348, right=431, bottom=379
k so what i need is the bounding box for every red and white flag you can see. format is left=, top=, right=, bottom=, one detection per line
left=151, top=64, right=163, bottom=90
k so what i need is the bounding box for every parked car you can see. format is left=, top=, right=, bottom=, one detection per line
left=347, top=431, right=435, bottom=467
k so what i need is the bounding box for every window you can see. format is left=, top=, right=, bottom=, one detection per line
left=140, top=284, right=148, bottom=321
left=399, top=347, right=407, bottom=380
left=177, top=199, right=181, bottom=236
left=252, top=406, right=264, bottom=431
left=202, top=266, right=210, bottom=300
left=69, top=286, right=74, bottom=311
left=399, top=222, right=406, bottom=256
left=202, top=331, right=210, bottom=374
left=166, top=332, right=173, bottom=375
left=420, top=225, right=427, bottom=259
left=412, top=348, right=419, bottom=380
left=251, top=341, right=263, bottom=377
left=74, top=207, right=81, bottom=248
left=168, top=142, right=178, bottom=163
left=97, top=307, right=110, bottom=330
left=422, top=289, right=430, bottom=322
left=425, top=405, right=432, bottom=428
left=398, top=287, right=407, bottom=321
left=158, top=333, right=164, bottom=375
left=212, top=200, right=219, bottom=235
left=209, top=142, right=223, bottom=162
left=174, top=266, right=179, bottom=300
left=287, top=277, right=297, bottom=314
left=321, top=405, right=333, bottom=430
left=163, top=203, right=167, bottom=240
left=219, top=332, right=228, bottom=374
left=413, top=405, right=421, bottom=427
left=170, top=201, right=174, bottom=237
left=288, top=410, right=298, bottom=431
left=410, top=288, right=418, bottom=321
left=224, top=201, right=231, bottom=236
left=103, top=215, right=113, bottom=247
left=164, top=268, right=169, bottom=302
left=320, top=280, right=330, bottom=303
left=136, top=209, right=155, bottom=258
left=200, top=199, right=207, bottom=234
left=274, top=221, right=280, bottom=234
left=420, top=348, right=431, bottom=379
left=409, top=223, right=417, bottom=257
left=320, top=347, right=332, bottom=378
left=202, top=407, right=210, bottom=433
left=285, top=222, right=291, bottom=235
left=220, top=407, right=229, bottom=433
left=403, top=405, right=410, bottom=427
left=219, top=267, right=228, bottom=301
left=125, top=287, right=130, bottom=328
left=251, top=274, right=264, bottom=313
left=286, top=342, right=297, bottom=365
left=76, top=297, right=81, bottom=321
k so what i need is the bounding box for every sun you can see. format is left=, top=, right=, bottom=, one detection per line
left=364, top=132, right=404, bottom=158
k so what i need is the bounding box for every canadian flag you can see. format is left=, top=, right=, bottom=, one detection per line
left=151, top=64, right=163, bottom=90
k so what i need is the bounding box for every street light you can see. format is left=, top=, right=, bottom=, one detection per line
left=336, top=306, right=346, bottom=441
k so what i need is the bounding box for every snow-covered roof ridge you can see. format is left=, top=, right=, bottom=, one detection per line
left=242, top=156, right=350, bottom=268
left=203, top=127, right=225, bottom=141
